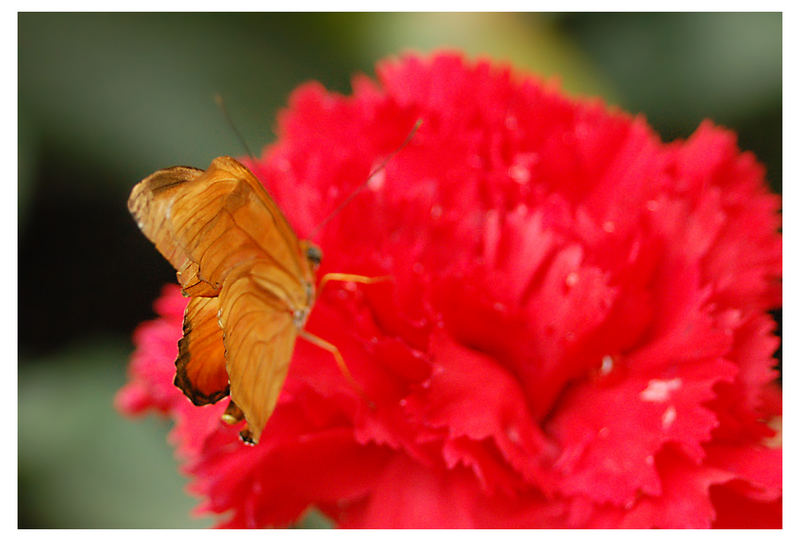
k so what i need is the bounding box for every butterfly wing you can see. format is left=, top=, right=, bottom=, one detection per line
left=218, top=260, right=300, bottom=444
left=128, top=156, right=313, bottom=296
left=127, top=165, right=218, bottom=296
left=174, top=296, right=229, bottom=405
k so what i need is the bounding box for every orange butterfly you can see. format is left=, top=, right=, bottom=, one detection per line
left=128, top=156, right=380, bottom=444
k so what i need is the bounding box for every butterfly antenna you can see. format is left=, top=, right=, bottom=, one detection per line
left=215, top=93, right=256, bottom=162
left=309, top=118, right=423, bottom=240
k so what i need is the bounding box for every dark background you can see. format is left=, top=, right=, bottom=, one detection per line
left=18, top=12, right=781, bottom=528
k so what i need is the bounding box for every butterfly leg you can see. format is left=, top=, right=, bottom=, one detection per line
left=299, top=329, right=375, bottom=409
left=220, top=400, right=257, bottom=444
left=318, top=272, right=392, bottom=296
left=221, top=400, right=244, bottom=425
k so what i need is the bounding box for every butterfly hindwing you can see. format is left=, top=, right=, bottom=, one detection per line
left=218, top=260, right=300, bottom=444
left=174, top=296, right=229, bottom=405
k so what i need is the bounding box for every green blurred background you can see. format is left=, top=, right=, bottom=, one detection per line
left=18, top=12, right=781, bottom=528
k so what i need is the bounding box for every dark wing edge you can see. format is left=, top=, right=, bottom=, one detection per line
left=174, top=296, right=230, bottom=406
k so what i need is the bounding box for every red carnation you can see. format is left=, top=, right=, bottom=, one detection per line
left=117, top=52, right=781, bottom=528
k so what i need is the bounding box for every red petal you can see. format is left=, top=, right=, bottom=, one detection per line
left=342, top=454, right=480, bottom=528
left=405, top=330, right=553, bottom=488
left=546, top=357, right=737, bottom=506
left=710, top=485, right=782, bottom=528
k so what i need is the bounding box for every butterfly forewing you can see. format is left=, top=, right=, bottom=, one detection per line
left=151, top=157, right=311, bottom=292
left=128, top=165, right=212, bottom=292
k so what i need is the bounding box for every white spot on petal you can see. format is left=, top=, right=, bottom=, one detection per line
left=640, top=378, right=682, bottom=402
left=598, top=427, right=610, bottom=438
left=600, top=355, right=614, bottom=376
left=368, top=169, right=385, bottom=191
left=506, top=425, right=521, bottom=444
left=645, top=455, right=654, bottom=466
left=565, top=272, right=579, bottom=288
left=509, top=164, right=530, bottom=184
left=430, top=204, right=443, bottom=219
left=508, top=152, right=539, bottom=184
left=662, top=406, right=677, bottom=429
left=602, top=220, right=616, bottom=233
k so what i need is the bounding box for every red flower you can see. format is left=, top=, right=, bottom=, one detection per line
left=117, top=52, right=781, bottom=528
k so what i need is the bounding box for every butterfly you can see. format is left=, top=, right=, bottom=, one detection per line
left=128, top=156, right=377, bottom=444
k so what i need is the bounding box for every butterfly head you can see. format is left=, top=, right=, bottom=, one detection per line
left=304, top=242, right=322, bottom=271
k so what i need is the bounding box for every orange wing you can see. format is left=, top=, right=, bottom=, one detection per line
left=127, top=165, right=217, bottom=296
left=218, top=260, right=300, bottom=444
left=128, top=156, right=314, bottom=297
left=174, top=296, right=229, bottom=405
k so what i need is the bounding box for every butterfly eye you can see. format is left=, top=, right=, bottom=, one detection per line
left=306, top=245, right=322, bottom=268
